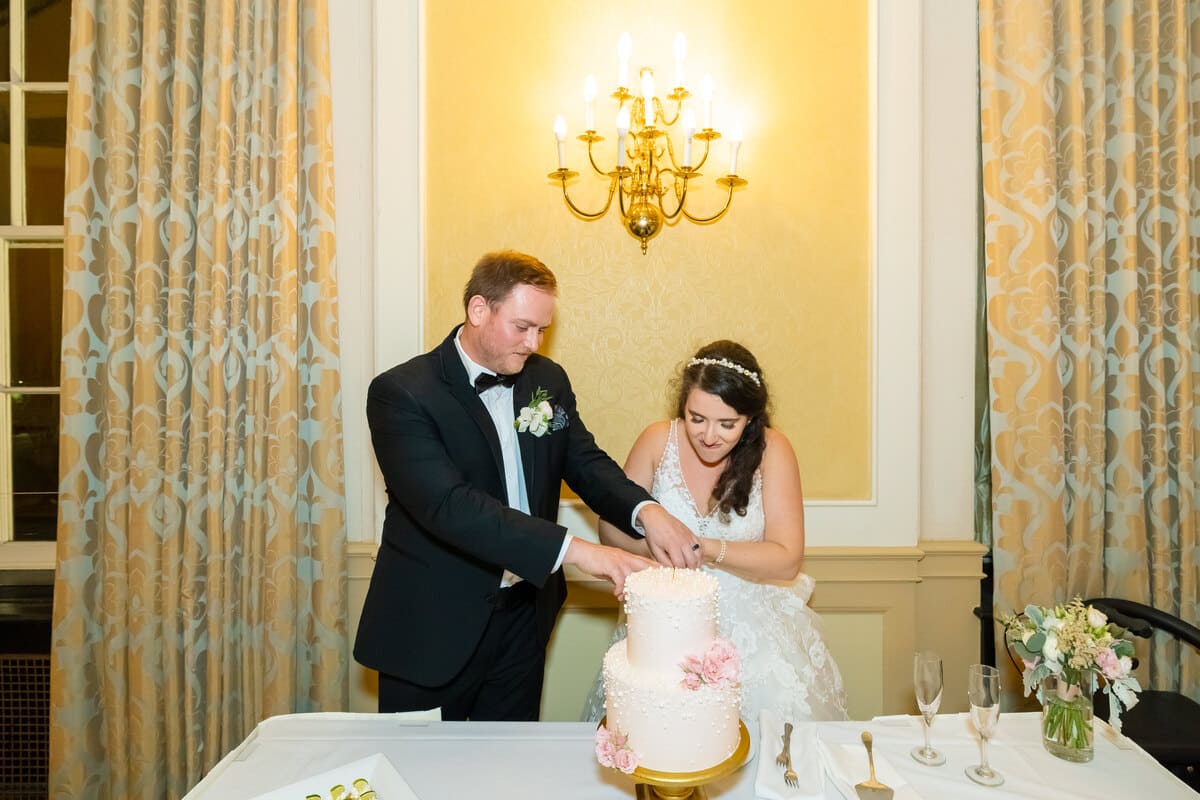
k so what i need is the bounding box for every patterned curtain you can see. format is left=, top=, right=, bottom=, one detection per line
left=50, top=1, right=347, bottom=797
left=979, top=0, right=1199, bottom=701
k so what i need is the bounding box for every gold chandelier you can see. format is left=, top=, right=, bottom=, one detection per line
left=549, top=33, right=747, bottom=254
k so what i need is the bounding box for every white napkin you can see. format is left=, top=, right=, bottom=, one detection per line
left=755, top=710, right=823, bottom=800
left=818, top=738, right=919, bottom=800
left=249, top=753, right=420, bottom=800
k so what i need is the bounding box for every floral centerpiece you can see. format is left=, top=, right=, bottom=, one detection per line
left=1004, top=598, right=1141, bottom=762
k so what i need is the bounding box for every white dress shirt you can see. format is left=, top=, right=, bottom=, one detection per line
left=453, top=332, right=572, bottom=587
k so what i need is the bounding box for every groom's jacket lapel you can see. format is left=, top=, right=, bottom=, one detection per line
left=435, top=329, right=506, bottom=485
left=513, top=369, right=539, bottom=509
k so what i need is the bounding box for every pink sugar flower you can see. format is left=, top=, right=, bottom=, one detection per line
left=702, top=638, right=740, bottom=688
left=710, top=638, right=737, bottom=661
left=680, top=638, right=741, bottom=689
left=595, top=738, right=617, bottom=767
left=613, top=746, right=639, bottom=774
left=595, top=726, right=611, bottom=746
left=702, top=655, right=725, bottom=685
left=716, top=651, right=741, bottom=685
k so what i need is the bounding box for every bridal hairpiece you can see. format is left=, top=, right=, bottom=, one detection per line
left=687, top=357, right=762, bottom=386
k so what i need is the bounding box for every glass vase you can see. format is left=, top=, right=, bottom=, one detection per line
left=1040, top=674, right=1094, bottom=762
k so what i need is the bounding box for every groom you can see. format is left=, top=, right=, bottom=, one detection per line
left=355, top=250, right=701, bottom=721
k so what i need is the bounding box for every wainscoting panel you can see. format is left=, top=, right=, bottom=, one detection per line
left=345, top=540, right=987, bottom=720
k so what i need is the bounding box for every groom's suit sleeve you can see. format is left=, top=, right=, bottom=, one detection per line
left=367, top=370, right=566, bottom=588
left=553, top=370, right=653, bottom=539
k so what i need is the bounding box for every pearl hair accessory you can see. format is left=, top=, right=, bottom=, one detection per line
left=687, top=356, right=761, bottom=386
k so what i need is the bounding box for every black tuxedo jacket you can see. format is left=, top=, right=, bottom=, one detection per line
left=354, top=326, right=652, bottom=686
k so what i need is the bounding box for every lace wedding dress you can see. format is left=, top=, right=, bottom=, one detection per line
left=582, top=419, right=849, bottom=724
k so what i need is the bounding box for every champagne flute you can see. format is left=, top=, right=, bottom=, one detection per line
left=965, top=663, right=1004, bottom=787
left=911, top=651, right=946, bottom=765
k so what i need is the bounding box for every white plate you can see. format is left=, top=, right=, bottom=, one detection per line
left=250, top=753, right=419, bottom=800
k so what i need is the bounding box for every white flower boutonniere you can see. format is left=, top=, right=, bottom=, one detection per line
left=514, top=387, right=568, bottom=437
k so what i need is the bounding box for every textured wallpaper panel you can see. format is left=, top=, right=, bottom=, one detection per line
left=424, top=0, right=870, bottom=499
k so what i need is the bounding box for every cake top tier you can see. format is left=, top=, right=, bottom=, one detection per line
left=624, top=567, right=720, bottom=674
left=624, top=566, right=717, bottom=600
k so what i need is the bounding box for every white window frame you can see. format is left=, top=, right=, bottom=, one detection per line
left=0, top=0, right=67, bottom=571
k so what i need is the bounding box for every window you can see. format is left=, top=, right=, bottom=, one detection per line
left=0, top=0, right=70, bottom=563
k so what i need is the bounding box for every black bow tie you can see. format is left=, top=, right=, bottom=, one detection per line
left=474, top=371, right=518, bottom=394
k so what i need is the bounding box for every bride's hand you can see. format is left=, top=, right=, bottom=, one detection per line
left=637, top=504, right=702, bottom=569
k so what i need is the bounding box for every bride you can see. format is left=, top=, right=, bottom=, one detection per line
left=583, top=340, right=848, bottom=724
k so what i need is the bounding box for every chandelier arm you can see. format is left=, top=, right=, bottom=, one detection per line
left=653, top=96, right=682, bottom=129
left=678, top=182, right=736, bottom=224
left=560, top=176, right=618, bottom=220
left=585, top=140, right=612, bottom=177
left=662, top=135, right=685, bottom=171
left=658, top=180, right=688, bottom=222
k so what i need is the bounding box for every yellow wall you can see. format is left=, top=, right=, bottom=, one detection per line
left=424, top=1, right=871, bottom=499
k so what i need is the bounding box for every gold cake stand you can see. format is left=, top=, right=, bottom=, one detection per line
left=600, top=719, right=751, bottom=800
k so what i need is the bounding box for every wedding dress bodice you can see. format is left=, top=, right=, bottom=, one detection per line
left=650, top=419, right=774, bottom=547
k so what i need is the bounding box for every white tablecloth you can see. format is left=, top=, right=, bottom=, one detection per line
left=184, top=711, right=1196, bottom=799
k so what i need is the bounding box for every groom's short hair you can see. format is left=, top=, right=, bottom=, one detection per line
left=463, top=250, right=558, bottom=310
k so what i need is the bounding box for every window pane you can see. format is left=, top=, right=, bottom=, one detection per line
left=9, top=246, right=62, bottom=387
left=11, top=393, right=58, bottom=542
left=26, top=0, right=70, bottom=83
left=0, top=91, right=9, bottom=225
left=26, top=92, right=65, bottom=225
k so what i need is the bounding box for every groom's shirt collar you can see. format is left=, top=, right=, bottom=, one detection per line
left=454, top=327, right=495, bottom=389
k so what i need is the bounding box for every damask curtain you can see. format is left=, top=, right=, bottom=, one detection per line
left=979, top=0, right=1198, bottom=701
left=50, top=1, right=347, bottom=797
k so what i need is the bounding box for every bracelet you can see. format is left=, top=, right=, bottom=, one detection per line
left=712, top=539, right=727, bottom=566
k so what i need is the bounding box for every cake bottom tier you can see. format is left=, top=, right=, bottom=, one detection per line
left=602, top=643, right=742, bottom=773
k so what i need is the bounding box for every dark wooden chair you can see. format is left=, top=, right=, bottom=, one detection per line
left=1083, top=597, right=1200, bottom=792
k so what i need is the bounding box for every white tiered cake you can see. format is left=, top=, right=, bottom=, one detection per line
left=596, top=567, right=742, bottom=774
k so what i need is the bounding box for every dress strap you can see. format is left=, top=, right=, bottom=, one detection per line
left=652, top=419, right=683, bottom=495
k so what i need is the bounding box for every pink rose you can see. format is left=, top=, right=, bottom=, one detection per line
left=681, top=671, right=701, bottom=690
left=702, top=653, right=725, bottom=685
left=710, top=638, right=737, bottom=662
left=681, top=654, right=703, bottom=674
left=717, top=652, right=741, bottom=685
left=700, top=639, right=740, bottom=688
left=613, top=746, right=639, bottom=774
left=595, top=738, right=617, bottom=767
left=1096, top=648, right=1122, bottom=680
left=595, top=726, right=611, bottom=746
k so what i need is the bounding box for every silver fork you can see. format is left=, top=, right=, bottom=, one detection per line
left=779, top=722, right=799, bottom=787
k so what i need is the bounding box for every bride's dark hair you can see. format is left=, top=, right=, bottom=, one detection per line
left=673, top=340, right=771, bottom=519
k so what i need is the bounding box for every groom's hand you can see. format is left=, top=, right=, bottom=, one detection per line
left=638, top=504, right=702, bottom=569
left=564, top=539, right=656, bottom=599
